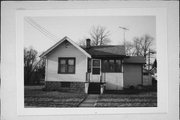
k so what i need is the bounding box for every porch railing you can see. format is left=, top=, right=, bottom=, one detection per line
left=86, top=72, right=106, bottom=83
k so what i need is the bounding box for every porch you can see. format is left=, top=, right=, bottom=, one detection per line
left=85, top=72, right=106, bottom=94
left=85, top=72, right=124, bottom=94
left=85, top=58, right=124, bottom=94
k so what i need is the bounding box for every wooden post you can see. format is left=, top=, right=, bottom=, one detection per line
left=121, top=59, right=124, bottom=73
left=100, top=84, right=104, bottom=94
left=148, top=49, right=151, bottom=83
left=85, top=82, right=89, bottom=94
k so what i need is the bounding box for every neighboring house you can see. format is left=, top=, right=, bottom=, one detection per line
left=143, top=59, right=157, bottom=86
left=40, top=36, right=146, bottom=94
left=143, top=69, right=153, bottom=86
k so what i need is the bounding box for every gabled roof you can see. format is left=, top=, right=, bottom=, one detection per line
left=83, top=45, right=126, bottom=57
left=40, top=36, right=91, bottom=58
left=124, top=56, right=146, bottom=64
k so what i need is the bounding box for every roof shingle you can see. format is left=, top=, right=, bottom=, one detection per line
left=83, top=45, right=126, bottom=57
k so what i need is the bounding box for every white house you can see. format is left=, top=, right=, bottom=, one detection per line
left=40, top=36, right=146, bottom=94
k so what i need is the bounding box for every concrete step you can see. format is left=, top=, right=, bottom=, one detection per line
left=88, top=83, right=101, bottom=94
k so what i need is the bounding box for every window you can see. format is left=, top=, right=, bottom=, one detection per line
left=102, top=59, right=122, bottom=72
left=143, top=72, right=149, bottom=75
left=61, top=82, right=70, bottom=87
left=109, top=60, right=115, bottom=72
left=93, top=59, right=100, bottom=66
left=58, top=58, right=75, bottom=74
left=115, top=60, right=122, bottom=72
left=102, top=60, right=109, bottom=70
left=92, top=59, right=100, bottom=74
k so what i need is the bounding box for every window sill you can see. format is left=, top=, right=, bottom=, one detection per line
left=58, top=73, right=75, bottom=74
left=101, top=72, right=122, bottom=73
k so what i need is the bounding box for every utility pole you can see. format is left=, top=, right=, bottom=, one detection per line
left=148, top=49, right=156, bottom=71
left=148, top=49, right=151, bottom=72
left=148, top=49, right=156, bottom=83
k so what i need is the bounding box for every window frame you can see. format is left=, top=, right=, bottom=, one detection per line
left=58, top=57, right=76, bottom=74
left=92, top=59, right=101, bottom=75
left=101, top=59, right=122, bottom=73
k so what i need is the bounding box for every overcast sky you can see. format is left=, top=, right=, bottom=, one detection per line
left=24, top=16, right=156, bottom=53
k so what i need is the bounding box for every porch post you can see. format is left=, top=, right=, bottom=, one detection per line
left=121, top=59, right=124, bottom=89
left=85, top=82, right=89, bottom=94
left=100, top=84, right=104, bottom=94
left=121, top=59, right=124, bottom=72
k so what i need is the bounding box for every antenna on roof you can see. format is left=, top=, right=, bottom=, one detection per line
left=118, top=26, right=129, bottom=45
left=118, top=26, right=129, bottom=55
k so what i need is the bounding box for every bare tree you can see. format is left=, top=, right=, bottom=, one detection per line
left=124, top=41, right=134, bottom=56
left=33, top=58, right=45, bottom=84
left=77, top=37, right=87, bottom=48
left=132, top=34, right=154, bottom=58
left=24, top=47, right=38, bottom=84
left=24, top=47, right=45, bottom=85
left=90, top=26, right=111, bottom=46
left=132, top=37, right=143, bottom=56
left=124, top=34, right=155, bottom=69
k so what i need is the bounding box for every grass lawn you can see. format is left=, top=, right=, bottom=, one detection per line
left=95, top=91, right=157, bottom=107
left=25, top=86, right=87, bottom=107
left=25, top=86, right=157, bottom=107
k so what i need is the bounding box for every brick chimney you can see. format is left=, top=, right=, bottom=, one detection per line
left=86, top=39, right=91, bottom=48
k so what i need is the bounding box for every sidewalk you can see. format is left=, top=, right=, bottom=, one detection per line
left=79, top=94, right=99, bottom=107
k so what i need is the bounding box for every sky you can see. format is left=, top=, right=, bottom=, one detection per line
left=24, top=16, right=156, bottom=54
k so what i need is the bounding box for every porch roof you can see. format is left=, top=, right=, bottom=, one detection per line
left=124, top=56, right=146, bottom=64
left=83, top=45, right=126, bottom=57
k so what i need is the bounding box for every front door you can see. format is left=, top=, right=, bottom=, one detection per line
left=91, top=59, right=101, bottom=82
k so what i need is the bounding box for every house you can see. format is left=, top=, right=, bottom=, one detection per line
left=40, top=36, right=146, bottom=94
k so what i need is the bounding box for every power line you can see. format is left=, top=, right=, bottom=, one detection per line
left=25, top=17, right=59, bottom=42
left=25, top=19, right=56, bottom=42
left=27, top=18, right=58, bottom=40
left=25, top=17, right=57, bottom=41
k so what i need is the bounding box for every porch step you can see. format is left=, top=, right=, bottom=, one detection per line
left=88, top=83, right=101, bottom=94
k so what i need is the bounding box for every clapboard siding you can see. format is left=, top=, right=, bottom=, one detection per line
left=46, top=41, right=87, bottom=82
left=123, top=64, right=142, bottom=87
left=105, top=73, right=123, bottom=90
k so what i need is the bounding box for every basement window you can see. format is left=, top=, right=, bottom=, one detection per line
left=61, top=82, right=70, bottom=88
